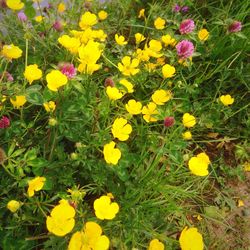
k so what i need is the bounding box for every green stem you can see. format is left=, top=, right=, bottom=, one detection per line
left=0, top=61, right=9, bottom=84
left=102, top=54, right=118, bottom=69
left=1, top=163, right=17, bottom=179
left=25, top=39, right=28, bottom=68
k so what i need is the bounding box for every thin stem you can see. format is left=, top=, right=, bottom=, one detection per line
left=25, top=39, right=28, bottom=68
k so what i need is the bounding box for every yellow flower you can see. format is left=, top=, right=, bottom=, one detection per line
left=68, top=222, right=110, bottom=250
left=46, top=70, right=68, bottom=92
left=182, top=113, right=196, bottom=128
left=161, top=34, right=177, bottom=47
left=115, top=34, right=128, bottom=46
left=43, top=101, right=56, bottom=112
left=162, top=64, right=176, bottom=78
left=152, top=89, right=172, bottom=105
left=138, top=9, right=145, bottom=18
left=111, top=118, right=132, bottom=141
left=98, top=10, right=108, bottom=20
left=179, top=227, right=204, bottom=250
left=145, top=62, right=157, bottom=72
left=35, top=15, right=44, bottom=22
left=142, top=102, right=159, bottom=122
left=79, top=12, right=97, bottom=30
left=46, top=199, right=75, bottom=237
left=57, top=2, right=66, bottom=13
left=119, top=79, right=134, bottom=93
left=1, top=44, right=22, bottom=60
left=125, top=99, right=142, bottom=115
left=182, top=131, right=192, bottom=140
left=48, top=118, right=57, bottom=126
left=27, top=176, right=46, bottom=197
left=23, top=64, right=42, bottom=84
left=7, top=200, right=21, bottom=213
left=106, top=86, right=123, bottom=100
left=244, top=161, right=250, bottom=171
left=219, top=94, right=234, bottom=106
left=58, top=35, right=81, bottom=54
left=118, top=56, right=140, bottom=76
left=154, top=17, right=166, bottom=30
left=135, top=33, right=146, bottom=44
left=146, top=39, right=163, bottom=58
left=238, top=199, right=244, bottom=207
left=6, top=0, right=24, bottom=10
left=148, top=239, right=164, bottom=250
left=136, top=48, right=150, bottom=62
left=10, top=95, right=27, bottom=109
left=94, top=195, right=119, bottom=220
left=198, top=29, right=209, bottom=41
left=188, top=153, right=210, bottom=176
left=103, top=141, right=121, bottom=165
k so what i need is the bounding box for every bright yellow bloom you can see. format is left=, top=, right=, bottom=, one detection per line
left=35, top=15, right=43, bottom=22
left=68, top=222, right=110, bottom=250
left=111, top=118, right=132, bottom=141
left=46, top=199, right=75, bottom=237
left=6, top=0, right=24, bottom=10
left=24, top=64, right=42, bottom=84
left=118, top=56, right=140, bottom=76
left=138, top=9, right=145, bottom=18
left=219, top=94, right=234, bottom=106
left=94, top=195, right=119, bottom=220
left=182, top=131, right=192, bottom=140
left=103, top=141, right=121, bottom=165
left=46, top=70, right=68, bottom=92
left=136, top=48, right=150, bottom=62
left=244, top=162, right=250, bottom=171
left=57, top=2, right=66, bottom=13
left=115, top=34, right=128, bottom=46
left=43, top=101, right=56, bottom=112
left=161, top=34, right=177, bottom=47
left=146, top=39, right=163, bottom=58
left=7, top=200, right=21, bottom=213
left=152, top=89, right=172, bottom=105
left=106, top=86, right=123, bottom=100
left=179, top=227, right=204, bottom=250
left=98, top=10, right=108, bottom=20
left=135, top=33, right=146, bottom=44
left=58, top=35, right=81, bottom=54
left=154, top=17, right=166, bottom=30
left=142, top=102, right=159, bottom=122
left=162, top=64, right=176, bottom=78
left=119, top=79, right=134, bottom=93
left=182, top=113, right=196, bottom=128
left=145, top=62, right=157, bottom=72
left=148, top=239, right=165, bottom=250
left=238, top=199, right=245, bottom=207
left=27, top=176, right=46, bottom=197
left=10, top=95, right=27, bottom=109
left=198, top=29, right=209, bottom=41
left=125, top=99, right=142, bottom=115
left=188, top=153, right=210, bottom=176
left=1, top=44, right=22, bottom=60
left=79, top=12, right=97, bottom=30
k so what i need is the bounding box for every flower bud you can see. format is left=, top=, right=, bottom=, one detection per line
left=48, top=118, right=57, bottom=126
left=7, top=200, right=21, bottom=213
left=164, top=116, right=175, bottom=127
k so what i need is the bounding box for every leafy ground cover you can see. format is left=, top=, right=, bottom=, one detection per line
left=0, top=0, right=249, bottom=249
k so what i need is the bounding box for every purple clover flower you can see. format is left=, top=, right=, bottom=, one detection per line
left=164, top=117, right=175, bottom=127
left=0, top=116, right=10, bottom=129
left=173, top=4, right=181, bottom=12
left=176, top=40, right=194, bottom=59
left=181, top=6, right=189, bottom=13
left=228, top=21, right=242, bottom=33
left=53, top=20, right=63, bottom=31
left=17, top=11, right=27, bottom=22
left=60, top=63, right=76, bottom=79
left=179, top=19, right=195, bottom=34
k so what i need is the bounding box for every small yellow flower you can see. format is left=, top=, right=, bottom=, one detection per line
left=58, top=35, right=81, bottom=54
left=27, top=176, right=46, bottom=197
left=135, top=33, right=146, bottom=44
left=244, top=161, right=250, bottom=171
left=125, top=99, right=142, bottom=115
left=6, top=0, right=24, bottom=10
left=10, top=95, right=27, bottom=109
left=35, top=15, right=44, bottom=22
left=148, top=239, right=164, bottom=250
left=119, top=79, right=134, bottom=93
left=103, top=141, right=121, bottom=165
left=118, top=56, right=140, bottom=76
left=23, top=64, right=42, bottom=84
left=154, top=17, right=166, bottom=30
left=142, top=102, right=159, bottom=123
left=98, top=10, right=108, bottom=20
left=48, top=118, right=57, bottom=126
left=182, top=131, right=192, bottom=140
left=106, top=86, right=123, bottom=100
left=162, top=64, right=176, bottom=78
left=146, top=39, right=163, bottom=58
left=138, top=9, right=145, bottom=18
left=198, top=29, right=209, bottom=41
left=57, top=2, right=66, bottom=13
left=115, top=34, right=128, bottom=46
left=152, top=89, right=172, bottom=105
left=43, top=101, right=56, bottom=112
left=188, top=153, right=210, bottom=176
left=220, top=94, right=234, bottom=106
left=179, top=227, right=204, bottom=250
left=46, top=70, right=68, bottom=92
left=111, top=118, right=132, bottom=141
left=94, top=195, right=119, bottom=220
left=1, top=44, right=22, bottom=60
left=161, top=34, right=177, bottom=47
left=79, top=12, right=97, bottom=30
left=182, top=113, right=196, bottom=128
left=238, top=199, right=244, bottom=207
left=7, top=200, right=21, bottom=213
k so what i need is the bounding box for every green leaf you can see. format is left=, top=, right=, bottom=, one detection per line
left=26, top=92, right=44, bottom=105
left=72, top=81, right=85, bottom=93
left=26, top=85, right=42, bottom=94
left=24, top=2, right=36, bottom=19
